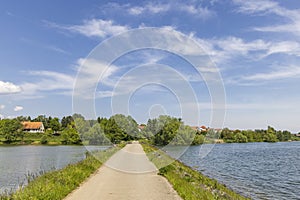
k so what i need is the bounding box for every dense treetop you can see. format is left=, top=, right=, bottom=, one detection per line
left=0, top=114, right=298, bottom=145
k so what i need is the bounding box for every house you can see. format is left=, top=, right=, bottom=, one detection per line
left=22, top=121, right=45, bottom=133
left=200, top=125, right=208, bottom=131
left=189, top=125, right=208, bottom=132
left=138, top=124, right=146, bottom=132
left=190, top=126, right=200, bottom=131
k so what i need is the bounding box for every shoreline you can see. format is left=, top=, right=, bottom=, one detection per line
left=142, top=143, right=249, bottom=200
left=0, top=144, right=124, bottom=199
left=1, top=138, right=299, bottom=147
left=1, top=142, right=248, bottom=200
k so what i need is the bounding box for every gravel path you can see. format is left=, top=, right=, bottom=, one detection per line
left=64, top=142, right=182, bottom=200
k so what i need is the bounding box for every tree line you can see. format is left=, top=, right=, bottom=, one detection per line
left=219, top=126, right=296, bottom=143
left=0, top=114, right=298, bottom=145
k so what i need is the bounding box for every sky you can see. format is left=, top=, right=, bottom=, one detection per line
left=0, top=0, right=300, bottom=132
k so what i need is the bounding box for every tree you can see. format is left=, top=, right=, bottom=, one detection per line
left=0, top=119, right=22, bottom=143
left=234, top=133, right=248, bottom=143
left=220, top=128, right=235, bottom=142
left=49, top=117, right=61, bottom=132
left=61, top=125, right=81, bottom=144
left=264, top=126, right=278, bottom=142
left=72, top=113, right=85, bottom=120
left=61, top=116, right=74, bottom=129
left=192, top=134, right=205, bottom=145
left=83, top=123, right=110, bottom=145
left=148, top=115, right=182, bottom=145
left=263, top=133, right=278, bottom=143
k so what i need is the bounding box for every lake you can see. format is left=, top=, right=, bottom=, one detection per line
left=0, top=145, right=109, bottom=193
left=1, top=142, right=299, bottom=199
left=166, top=141, right=300, bottom=200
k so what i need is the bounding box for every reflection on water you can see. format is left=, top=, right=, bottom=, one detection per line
left=166, top=142, right=300, bottom=200
left=0, top=145, right=109, bottom=193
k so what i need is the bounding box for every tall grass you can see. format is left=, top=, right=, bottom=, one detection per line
left=142, top=144, right=249, bottom=200
left=0, top=144, right=124, bottom=200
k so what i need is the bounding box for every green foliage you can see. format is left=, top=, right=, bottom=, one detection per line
left=234, top=133, right=248, bottom=143
left=49, top=117, right=61, bottom=132
left=192, top=134, right=205, bottom=145
left=0, top=119, right=22, bottom=143
left=220, top=126, right=292, bottom=143
left=40, top=135, right=48, bottom=144
left=142, top=116, right=204, bottom=146
left=61, top=125, right=82, bottom=145
left=0, top=114, right=297, bottom=146
left=61, top=116, right=74, bottom=129
left=83, top=123, right=110, bottom=145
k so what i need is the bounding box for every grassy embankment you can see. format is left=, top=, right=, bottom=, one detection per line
left=142, top=144, right=249, bottom=200
left=0, top=143, right=125, bottom=200
left=0, top=133, right=69, bottom=145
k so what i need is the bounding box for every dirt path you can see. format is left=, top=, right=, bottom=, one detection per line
left=64, top=142, right=182, bottom=200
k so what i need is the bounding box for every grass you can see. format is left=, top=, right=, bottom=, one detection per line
left=142, top=144, right=250, bottom=200
left=0, top=133, right=67, bottom=145
left=0, top=143, right=125, bottom=200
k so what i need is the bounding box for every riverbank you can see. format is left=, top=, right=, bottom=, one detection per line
left=0, top=144, right=124, bottom=200
left=142, top=143, right=249, bottom=200
left=64, top=142, right=181, bottom=200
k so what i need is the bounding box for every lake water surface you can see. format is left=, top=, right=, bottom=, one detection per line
left=0, top=145, right=109, bottom=193
left=1, top=142, right=299, bottom=199
left=166, top=141, right=300, bottom=200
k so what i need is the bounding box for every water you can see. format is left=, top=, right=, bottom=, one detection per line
left=166, top=142, right=300, bottom=200
left=0, top=145, right=109, bottom=193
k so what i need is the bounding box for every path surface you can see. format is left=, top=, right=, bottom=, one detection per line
left=64, top=142, right=181, bottom=200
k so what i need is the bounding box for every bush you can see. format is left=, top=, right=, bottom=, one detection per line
left=40, top=135, right=48, bottom=144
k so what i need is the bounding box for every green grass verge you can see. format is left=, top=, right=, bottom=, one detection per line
left=0, top=143, right=125, bottom=200
left=142, top=144, right=249, bottom=200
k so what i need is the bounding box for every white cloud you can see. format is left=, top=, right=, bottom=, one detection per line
left=265, top=41, right=300, bottom=57
left=233, top=0, right=279, bottom=14
left=14, top=106, right=23, bottom=111
left=128, top=3, right=170, bottom=15
left=190, top=35, right=300, bottom=65
left=179, top=4, right=214, bottom=18
left=73, top=58, right=119, bottom=98
left=0, top=81, right=22, bottom=94
left=48, top=19, right=129, bottom=38
left=46, top=46, right=70, bottom=55
left=17, top=70, right=75, bottom=99
left=242, top=66, right=300, bottom=81
left=125, top=2, right=214, bottom=18
left=233, top=0, right=300, bottom=36
left=128, top=7, right=145, bottom=15
left=0, top=105, right=5, bottom=110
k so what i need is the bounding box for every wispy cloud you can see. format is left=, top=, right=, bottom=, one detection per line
left=19, top=70, right=75, bottom=98
left=0, top=81, right=22, bottom=94
left=233, top=0, right=300, bottom=36
left=265, top=41, right=300, bottom=57
left=241, top=66, right=300, bottom=81
left=233, top=0, right=279, bottom=14
left=46, top=19, right=129, bottom=38
left=0, top=105, right=5, bottom=110
left=179, top=4, right=214, bottom=18
left=103, top=2, right=214, bottom=19
left=191, top=35, right=300, bottom=65
left=73, top=58, right=119, bottom=98
left=20, top=37, right=70, bottom=55
left=128, top=3, right=170, bottom=15
left=45, top=45, right=70, bottom=55
left=14, top=106, right=23, bottom=111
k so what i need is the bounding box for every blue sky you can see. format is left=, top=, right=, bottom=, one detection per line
left=0, top=0, right=300, bottom=132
